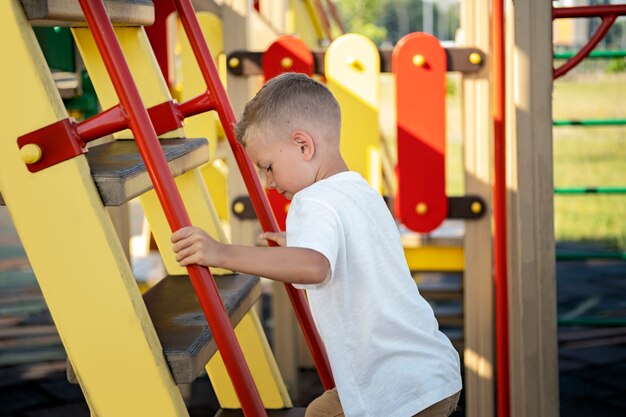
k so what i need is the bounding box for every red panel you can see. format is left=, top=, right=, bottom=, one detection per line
left=144, top=0, right=176, bottom=90
left=262, top=35, right=314, bottom=80
left=393, top=32, right=447, bottom=233
left=262, top=36, right=314, bottom=230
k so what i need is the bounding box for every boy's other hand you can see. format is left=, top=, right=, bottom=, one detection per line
left=171, top=226, right=223, bottom=267
left=259, top=232, right=286, bottom=247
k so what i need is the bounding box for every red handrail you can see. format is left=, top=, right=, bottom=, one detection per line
left=552, top=4, right=626, bottom=19
left=552, top=5, right=626, bottom=79
left=492, top=1, right=509, bottom=417
left=76, top=1, right=266, bottom=416
left=171, top=0, right=335, bottom=391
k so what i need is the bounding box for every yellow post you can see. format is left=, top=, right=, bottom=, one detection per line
left=179, top=12, right=231, bottom=225
left=0, top=2, right=187, bottom=416
left=287, top=0, right=324, bottom=48
left=72, top=27, right=184, bottom=139
left=325, top=34, right=382, bottom=192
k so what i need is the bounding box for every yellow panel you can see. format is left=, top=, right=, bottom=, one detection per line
left=404, top=246, right=465, bottom=272
left=140, top=169, right=231, bottom=275
left=325, top=34, right=381, bottom=192
left=0, top=2, right=187, bottom=416
left=72, top=26, right=184, bottom=139
left=180, top=12, right=222, bottom=159
left=201, top=159, right=230, bottom=224
left=207, top=310, right=292, bottom=409
left=288, top=0, right=323, bottom=48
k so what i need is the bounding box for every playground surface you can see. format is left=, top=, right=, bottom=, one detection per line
left=1, top=205, right=626, bottom=416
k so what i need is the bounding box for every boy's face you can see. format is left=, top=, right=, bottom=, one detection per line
left=245, top=130, right=315, bottom=200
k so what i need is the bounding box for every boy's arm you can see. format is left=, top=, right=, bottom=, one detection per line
left=172, top=227, right=329, bottom=285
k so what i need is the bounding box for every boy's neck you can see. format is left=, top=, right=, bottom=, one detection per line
left=314, top=155, right=349, bottom=183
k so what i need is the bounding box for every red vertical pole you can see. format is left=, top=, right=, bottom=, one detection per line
left=492, top=1, right=510, bottom=417
left=171, top=0, right=335, bottom=390
left=76, top=1, right=266, bottom=416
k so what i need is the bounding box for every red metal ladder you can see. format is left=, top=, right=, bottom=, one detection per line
left=61, top=0, right=334, bottom=415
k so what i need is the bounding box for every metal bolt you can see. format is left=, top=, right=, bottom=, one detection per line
left=228, top=57, right=240, bottom=69
left=416, top=202, right=428, bottom=215
left=471, top=201, right=482, bottom=214
left=233, top=201, right=245, bottom=214
left=469, top=52, right=482, bottom=65
left=20, top=144, right=42, bottom=165
left=281, top=57, right=294, bottom=69
left=347, top=56, right=364, bottom=72
left=413, top=54, right=426, bottom=67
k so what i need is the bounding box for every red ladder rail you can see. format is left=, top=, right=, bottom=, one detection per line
left=171, top=0, right=335, bottom=390
left=76, top=1, right=266, bottom=415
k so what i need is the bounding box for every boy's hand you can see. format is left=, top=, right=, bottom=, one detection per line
left=171, top=226, right=223, bottom=267
left=259, top=231, right=286, bottom=247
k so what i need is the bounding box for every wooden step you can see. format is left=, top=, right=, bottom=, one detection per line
left=87, top=138, right=209, bottom=206
left=67, top=273, right=261, bottom=384
left=0, top=138, right=209, bottom=207
left=20, top=0, right=154, bottom=27
left=215, top=408, right=307, bottom=417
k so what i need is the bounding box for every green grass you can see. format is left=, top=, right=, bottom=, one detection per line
left=553, top=75, right=626, bottom=249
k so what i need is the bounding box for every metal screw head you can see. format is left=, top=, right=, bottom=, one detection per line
left=233, top=201, right=245, bottom=214
left=228, top=57, right=240, bottom=68
left=413, top=54, right=426, bottom=67
left=20, top=144, right=42, bottom=165
left=347, top=56, right=365, bottom=72
left=469, top=52, right=482, bottom=65
left=281, top=57, right=294, bottom=69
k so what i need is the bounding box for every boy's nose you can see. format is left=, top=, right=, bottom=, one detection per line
left=266, top=177, right=276, bottom=189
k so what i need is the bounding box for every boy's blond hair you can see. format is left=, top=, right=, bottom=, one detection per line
left=234, top=72, right=341, bottom=147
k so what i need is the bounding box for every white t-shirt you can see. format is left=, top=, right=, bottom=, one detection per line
left=286, top=171, right=461, bottom=417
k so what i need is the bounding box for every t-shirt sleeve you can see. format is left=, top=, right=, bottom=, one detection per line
left=286, top=197, right=342, bottom=290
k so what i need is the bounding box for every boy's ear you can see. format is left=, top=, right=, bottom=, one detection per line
left=291, top=131, right=315, bottom=161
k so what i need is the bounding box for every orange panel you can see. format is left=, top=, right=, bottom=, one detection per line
left=393, top=32, right=447, bottom=233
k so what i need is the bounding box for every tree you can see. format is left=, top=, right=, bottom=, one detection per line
left=336, top=0, right=460, bottom=46
left=335, top=0, right=388, bottom=44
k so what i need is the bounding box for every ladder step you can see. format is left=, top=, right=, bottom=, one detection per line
left=67, top=273, right=261, bottom=384
left=215, top=408, right=307, bottom=417
left=20, top=0, right=154, bottom=27
left=88, top=138, right=209, bottom=206
left=0, top=138, right=209, bottom=207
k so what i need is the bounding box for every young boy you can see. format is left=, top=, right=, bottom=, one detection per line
left=171, top=73, right=461, bottom=417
